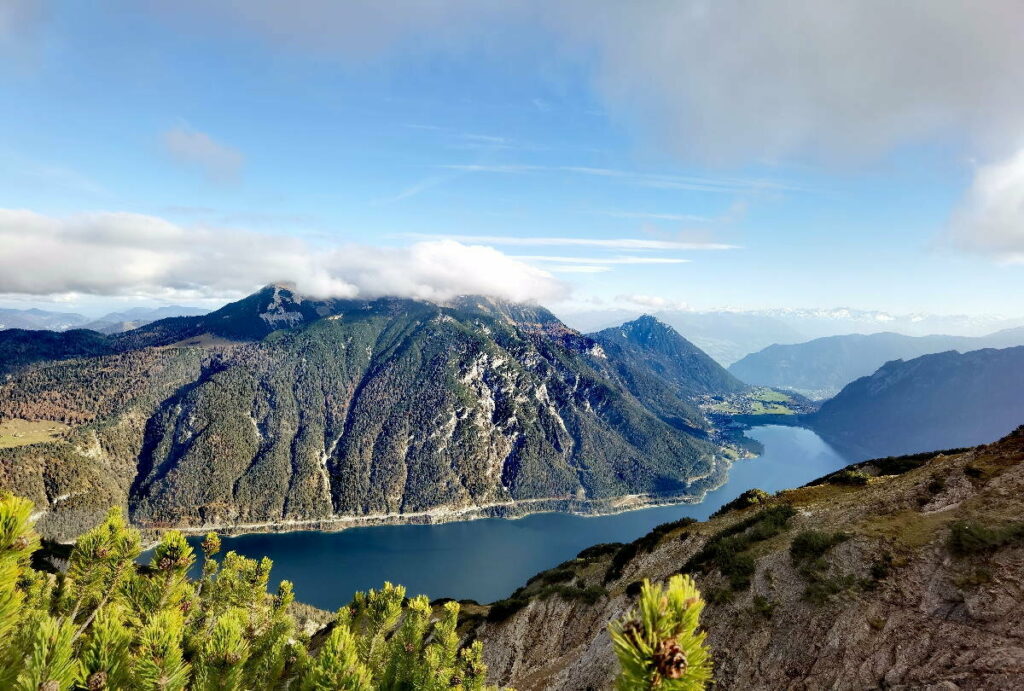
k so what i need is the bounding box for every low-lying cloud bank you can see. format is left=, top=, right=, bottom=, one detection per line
left=0, top=209, right=566, bottom=303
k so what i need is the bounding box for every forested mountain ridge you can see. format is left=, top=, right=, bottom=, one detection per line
left=728, top=327, right=1024, bottom=398
left=590, top=316, right=747, bottom=399
left=810, top=346, right=1024, bottom=460
left=0, top=328, right=116, bottom=377
left=0, top=285, right=740, bottom=540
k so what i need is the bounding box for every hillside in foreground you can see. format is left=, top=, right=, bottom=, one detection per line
left=469, top=427, right=1024, bottom=689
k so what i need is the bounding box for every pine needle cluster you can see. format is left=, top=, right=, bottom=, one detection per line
left=608, top=575, right=712, bottom=690
left=0, top=492, right=499, bottom=690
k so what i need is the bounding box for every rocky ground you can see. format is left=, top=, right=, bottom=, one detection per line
left=470, top=428, right=1024, bottom=689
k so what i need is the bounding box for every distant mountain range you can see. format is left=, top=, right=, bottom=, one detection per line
left=0, top=305, right=207, bottom=334
left=729, top=328, right=1024, bottom=398
left=80, top=305, right=209, bottom=333
left=0, top=286, right=743, bottom=539
left=564, top=310, right=806, bottom=366
left=0, top=308, right=91, bottom=332
left=560, top=307, right=1024, bottom=367
left=810, top=346, right=1024, bottom=460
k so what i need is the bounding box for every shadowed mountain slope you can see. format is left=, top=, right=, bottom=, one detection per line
left=810, top=346, right=1024, bottom=460
left=729, top=328, right=1024, bottom=398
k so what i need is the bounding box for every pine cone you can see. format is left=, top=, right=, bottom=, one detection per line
left=620, top=618, right=644, bottom=645
left=39, top=681, right=59, bottom=691
left=87, top=670, right=109, bottom=690
left=652, top=638, right=688, bottom=680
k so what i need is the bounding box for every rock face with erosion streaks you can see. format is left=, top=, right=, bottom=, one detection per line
left=0, top=286, right=740, bottom=539
left=472, top=428, right=1024, bottom=689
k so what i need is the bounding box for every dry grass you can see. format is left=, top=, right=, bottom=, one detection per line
left=856, top=509, right=956, bottom=549
left=0, top=418, right=70, bottom=449
left=164, top=333, right=239, bottom=349
left=776, top=483, right=864, bottom=508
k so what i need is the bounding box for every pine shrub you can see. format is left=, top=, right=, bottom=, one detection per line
left=948, top=520, right=1024, bottom=556
left=608, top=575, right=712, bottom=690
left=0, top=492, right=499, bottom=690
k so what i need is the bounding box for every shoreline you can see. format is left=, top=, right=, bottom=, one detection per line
left=145, top=454, right=742, bottom=544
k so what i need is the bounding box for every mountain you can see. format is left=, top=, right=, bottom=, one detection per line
left=589, top=315, right=747, bottom=406
left=809, top=346, right=1024, bottom=460
left=560, top=309, right=804, bottom=366
left=560, top=306, right=1024, bottom=368
left=0, top=305, right=208, bottom=334
left=81, top=305, right=208, bottom=334
left=0, top=285, right=739, bottom=539
left=0, top=307, right=89, bottom=331
left=0, top=328, right=114, bottom=377
left=729, top=328, right=1024, bottom=399
left=470, top=427, right=1024, bottom=688
left=651, top=311, right=806, bottom=366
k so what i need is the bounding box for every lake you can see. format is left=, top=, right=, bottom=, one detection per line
left=163, top=425, right=848, bottom=608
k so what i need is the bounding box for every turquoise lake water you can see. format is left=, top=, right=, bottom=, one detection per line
left=165, top=424, right=848, bottom=608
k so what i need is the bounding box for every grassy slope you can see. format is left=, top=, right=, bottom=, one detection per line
left=0, top=418, right=70, bottom=449
left=473, top=427, right=1024, bottom=689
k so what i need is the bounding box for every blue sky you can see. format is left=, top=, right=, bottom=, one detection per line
left=1, top=1, right=1022, bottom=317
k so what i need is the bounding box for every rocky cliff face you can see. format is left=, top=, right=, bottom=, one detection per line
left=0, top=286, right=737, bottom=539
left=472, top=428, right=1024, bottom=689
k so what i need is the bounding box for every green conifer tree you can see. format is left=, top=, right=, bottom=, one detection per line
left=0, top=493, right=508, bottom=690
left=608, top=575, right=713, bottom=690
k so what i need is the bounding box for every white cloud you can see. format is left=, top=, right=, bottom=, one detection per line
left=161, top=126, right=244, bottom=182
left=547, top=265, right=610, bottom=274
left=157, top=1, right=1024, bottom=163
left=514, top=255, right=689, bottom=265
left=950, top=145, right=1024, bottom=264
left=401, top=233, right=736, bottom=251
left=319, top=241, right=567, bottom=302
left=547, top=1, right=1024, bottom=163
left=0, top=209, right=566, bottom=303
left=617, top=294, right=690, bottom=311
left=438, top=164, right=805, bottom=194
